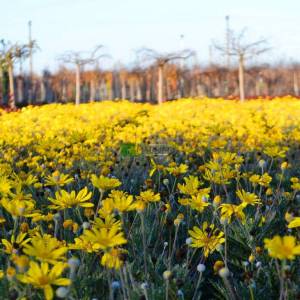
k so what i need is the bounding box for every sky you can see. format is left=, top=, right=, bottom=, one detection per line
left=1, top=0, right=300, bottom=73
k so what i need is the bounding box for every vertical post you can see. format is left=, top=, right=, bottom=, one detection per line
left=28, top=20, right=33, bottom=104
left=225, top=15, right=230, bottom=97
left=209, top=45, right=213, bottom=67
left=157, top=63, right=164, bottom=104
left=28, top=21, right=33, bottom=80
left=75, top=63, right=81, bottom=105
left=293, top=70, right=299, bottom=96
left=179, top=34, right=185, bottom=98
left=238, top=54, right=245, bottom=102
left=8, top=61, right=15, bottom=109
left=225, top=15, right=230, bottom=69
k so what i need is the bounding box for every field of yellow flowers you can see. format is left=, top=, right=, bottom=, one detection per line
left=1, top=97, right=300, bottom=299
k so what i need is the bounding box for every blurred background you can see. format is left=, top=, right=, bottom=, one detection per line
left=0, top=0, right=299, bottom=106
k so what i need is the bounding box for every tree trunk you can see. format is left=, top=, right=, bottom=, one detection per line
left=90, top=79, right=96, bottom=102
left=238, top=55, right=245, bottom=102
left=121, top=79, right=126, bottom=99
left=75, top=63, right=81, bottom=105
left=8, top=62, right=15, bottom=109
left=293, top=71, right=299, bottom=96
left=157, top=64, right=164, bottom=104
left=17, top=76, right=23, bottom=104
left=129, top=80, right=134, bottom=101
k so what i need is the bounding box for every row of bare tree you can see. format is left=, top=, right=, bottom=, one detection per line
left=1, top=63, right=299, bottom=107
left=0, top=28, right=299, bottom=107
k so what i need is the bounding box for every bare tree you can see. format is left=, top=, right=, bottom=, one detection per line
left=214, top=29, right=270, bottom=101
left=59, top=46, right=108, bottom=105
left=137, top=48, right=195, bottom=104
left=0, top=40, right=31, bottom=109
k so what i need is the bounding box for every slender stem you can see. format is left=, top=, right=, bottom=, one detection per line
left=192, top=272, right=203, bottom=300
left=94, top=189, right=104, bottom=219
left=222, top=277, right=237, bottom=300
left=249, top=285, right=255, bottom=300
left=140, top=212, right=148, bottom=277
left=168, top=225, right=179, bottom=270
left=165, top=279, right=169, bottom=300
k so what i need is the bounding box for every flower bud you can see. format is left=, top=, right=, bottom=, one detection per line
left=258, top=159, right=266, bottom=169
left=281, top=161, right=288, bottom=170
left=174, top=218, right=181, bottom=226
left=163, top=179, right=169, bottom=186
left=140, top=282, right=148, bottom=290
left=163, top=270, right=172, bottom=280
left=111, top=281, right=121, bottom=289
left=82, top=222, right=90, bottom=229
left=248, top=254, right=255, bottom=263
left=218, top=267, right=229, bottom=278
left=213, top=260, right=224, bottom=273
left=242, top=261, right=249, bottom=267
left=255, top=261, right=262, bottom=268
left=54, top=213, right=61, bottom=221
left=197, top=263, right=206, bottom=272
left=185, top=238, right=192, bottom=245
left=68, top=257, right=80, bottom=269
left=56, top=287, right=69, bottom=298
left=177, top=289, right=184, bottom=297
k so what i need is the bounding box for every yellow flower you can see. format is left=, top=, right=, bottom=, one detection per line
left=12, top=255, right=30, bottom=272
left=213, top=260, right=224, bottom=274
left=188, top=193, right=211, bottom=213
left=248, top=254, right=255, bottom=263
left=135, top=190, right=160, bottom=211
left=45, top=171, right=74, bottom=187
left=1, top=198, right=36, bottom=218
left=2, top=233, right=31, bottom=255
left=0, top=176, right=12, bottom=195
left=258, top=173, right=272, bottom=187
left=71, top=226, right=127, bottom=252
left=7, top=266, right=16, bottom=280
left=178, top=176, right=200, bottom=196
left=63, top=219, right=74, bottom=229
left=91, top=174, right=121, bottom=191
left=98, top=198, right=115, bottom=218
left=23, top=234, right=68, bottom=264
left=17, top=261, right=71, bottom=300
left=188, top=222, right=225, bottom=257
left=287, top=217, right=300, bottom=229
left=266, top=188, right=273, bottom=196
left=167, top=163, right=188, bottom=176
left=104, top=190, right=136, bottom=214
left=219, top=203, right=245, bottom=223
left=213, top=195, right=221, bottom=207
left=178, top=198, right=189, bottom=206
left=20, top=222, right=29, bottom=233
left=48, top=187, right=93, bottom=210
left=149, top=158, right=166, bottom=177
left=264, top=146, right=287, bottom=158
left=93, top=215, right=122, bottom=230
left=236, top=189, right=261, bottom=207
left=281, top=161, right=288, bottom=170
left=101, top=248, right=128, bottom=270
left=249, top=174, right=260, bottom=184
left=291, top=177, right=300, bottom=191
left=264, top=236, right=300, bottom=260
left=0, top=270, right=4, bottom=279
left=69, top=237, right=95, bottom=253
left=285, top=212, right=294, bottom=223
left=31, top=212, right=54, bottom=223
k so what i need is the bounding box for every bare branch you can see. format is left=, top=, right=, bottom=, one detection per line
left=137, top=48, right=195, bottom=66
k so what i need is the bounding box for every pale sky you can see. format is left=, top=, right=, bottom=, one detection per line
left=1, top=0, right=300, bottom=73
